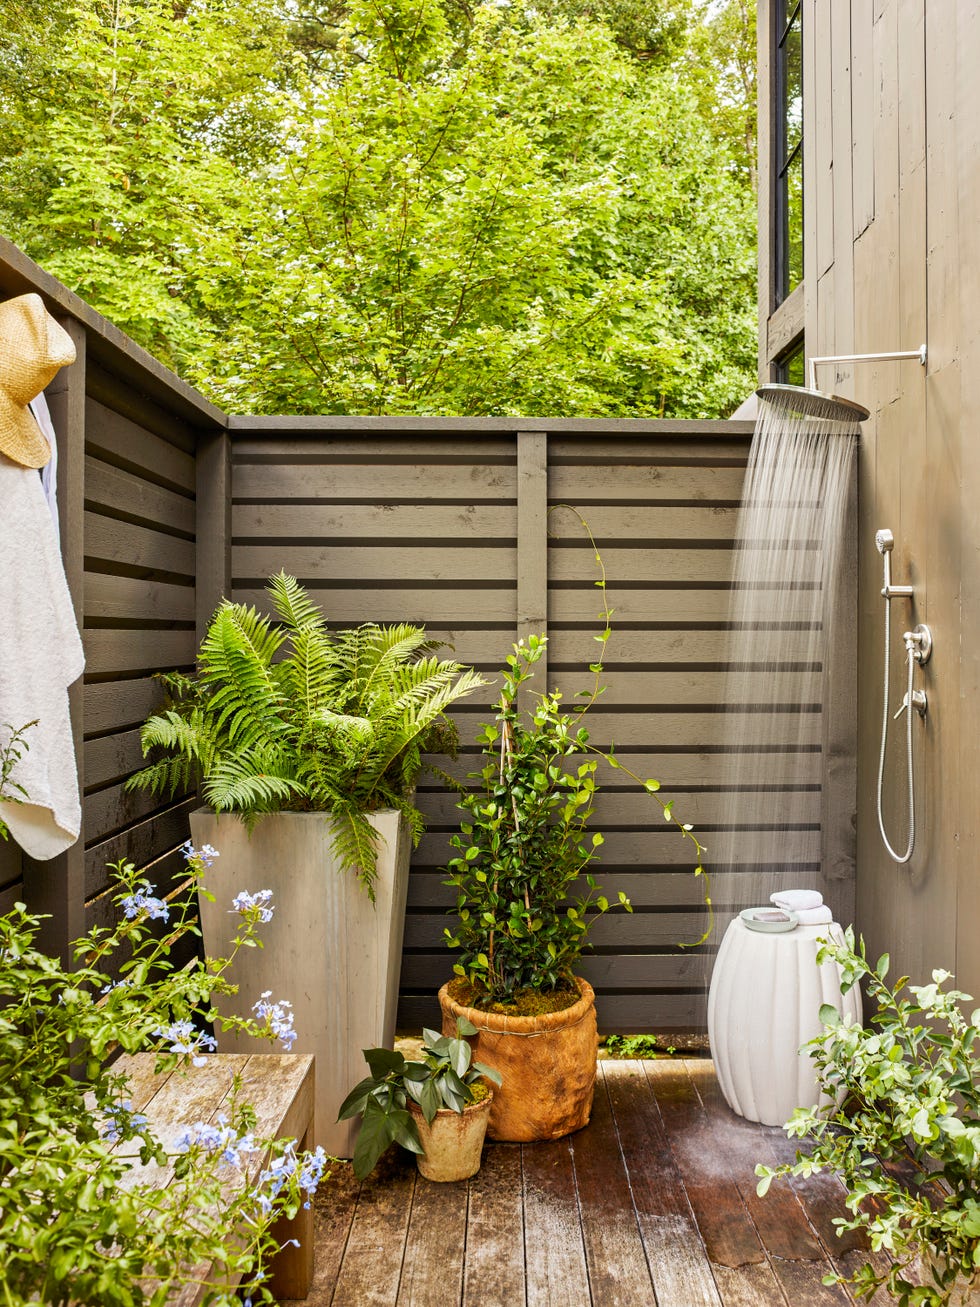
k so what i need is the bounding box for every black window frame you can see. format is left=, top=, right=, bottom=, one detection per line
left=773, top=0, right=803, bottom=305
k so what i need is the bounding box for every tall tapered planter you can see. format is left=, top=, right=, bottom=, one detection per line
left=190, top=808, right=411, bottom=1157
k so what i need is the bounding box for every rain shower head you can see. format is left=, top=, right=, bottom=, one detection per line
left=756, top=383, right=871, bottom=424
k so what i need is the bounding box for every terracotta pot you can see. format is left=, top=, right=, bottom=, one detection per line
left=408, top=1093, right=493, bottom=1182
left=438, top=978, right=598, bottom=1143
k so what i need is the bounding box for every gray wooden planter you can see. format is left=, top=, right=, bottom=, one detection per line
left=189, top=808, right=411, bottom=1157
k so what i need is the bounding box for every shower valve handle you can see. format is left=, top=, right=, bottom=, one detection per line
left=894, top=689, right=928, bottom=720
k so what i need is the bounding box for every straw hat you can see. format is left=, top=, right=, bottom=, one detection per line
left=0, top=293, right=76, bottom=469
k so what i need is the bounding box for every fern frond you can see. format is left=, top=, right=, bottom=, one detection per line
left=201, top=605, right=291, bottom=749
left=328, top=801, right=383, bottom=900
left=267, top=570, right=327, bottom=633
left=125, top=752, right=197, bottom=799
left=285, top=625, right=345, bottom=721
left=202, top=751, right=305, bottom=815
left=334, top=624, right=433, bottom=711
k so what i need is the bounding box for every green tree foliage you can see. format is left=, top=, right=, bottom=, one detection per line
left=0, top=0, right=756, bottom=416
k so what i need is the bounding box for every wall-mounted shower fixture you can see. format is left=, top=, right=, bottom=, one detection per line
left=756, top=344, right=927, bottom=424
left=807, top=345, right=927, bottom=392
left=875, top=529, right=932, bottom=865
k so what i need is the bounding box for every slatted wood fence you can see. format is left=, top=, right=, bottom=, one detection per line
left=2, top=237, right=829, bottom=1031
left=226, top=417, right=758, bottom=1030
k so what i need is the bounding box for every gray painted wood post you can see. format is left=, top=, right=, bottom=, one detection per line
left=23, top=315, right=87, bottom=965
left=516, top=430, right=549, bottom=709
left=195, top=429, right=232, bottom=648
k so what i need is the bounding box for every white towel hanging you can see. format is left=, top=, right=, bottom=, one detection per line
left=0, top=453, right=83, bottom=859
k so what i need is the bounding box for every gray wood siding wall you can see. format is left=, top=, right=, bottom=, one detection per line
left=226, top=419, right=756, bottom=1032
left=759, top=3, right=979, bottom=997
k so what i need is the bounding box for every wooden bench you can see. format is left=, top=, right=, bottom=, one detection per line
left=112, top=1051, right=315, bottom=1304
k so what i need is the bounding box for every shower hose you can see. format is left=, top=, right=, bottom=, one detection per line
left=876, top=595, right=917, bottom=864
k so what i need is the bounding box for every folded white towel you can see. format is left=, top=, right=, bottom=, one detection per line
left=771, top=889, right=824, bottom=911
left=796, top=904, right=833, bottom=925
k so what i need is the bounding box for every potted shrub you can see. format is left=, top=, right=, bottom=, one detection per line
left=127, top=571, right=485, bottom=1155
left=756, top=928, right=980, bottom=1307
left=338, top=1020, right=501, bottom=1182
left=439, top=628, right=704, bottom=1142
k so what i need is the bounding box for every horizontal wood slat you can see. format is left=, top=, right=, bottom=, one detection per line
left=85, top=799, right=198, bottom=899
left=234, top=544, right=517, bottom=583
left=85, top=573, right=195, bottom=624
left=426, top=750, right=822, bottom=789
left=85, top=456, right=196, bottom=535
left=84, top=629, right=197, bottom=678
left=234, top=462, right=518, bottom=501
left=85, top=512, right=196, bottom=577
left=83, top=678, right=168, bottom=737
left=414, top=829, right=819, bottom=868
left=85, top=398, right=196, bottom=491
left=416, top=788, right=821, bottom=828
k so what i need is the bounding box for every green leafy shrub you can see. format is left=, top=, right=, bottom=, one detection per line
left=0, top=718, right=35, bottom=840
left=444, top=634, right=631, bottom=1002
left=337, top=1020, right=501, bottom=1180
left=127, top=571, right=486, bottom=895
left=602, top=1034, right=669, bottom=1059
left=756, top=928, right=980, bottom=1307
left=444, top=517, right=708, bottom=1007
left=0, top=846, right=328, bottom=1306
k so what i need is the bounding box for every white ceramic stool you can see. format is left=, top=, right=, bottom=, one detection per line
left=707, top=918, right=862, bottom=1127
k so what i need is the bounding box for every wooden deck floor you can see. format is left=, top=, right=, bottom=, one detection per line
left=290, top=1059, right=897, bottom=1307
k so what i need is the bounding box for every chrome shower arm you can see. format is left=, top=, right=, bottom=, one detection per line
left=807, top=346, right=927, bottom=392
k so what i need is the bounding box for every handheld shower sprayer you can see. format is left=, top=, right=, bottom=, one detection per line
left=875, top=529, right=931, bottom=864
left=875, top=528, right=913, bottom=598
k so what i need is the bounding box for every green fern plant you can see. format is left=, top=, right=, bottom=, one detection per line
left=126, top=573, right=487, bottom=896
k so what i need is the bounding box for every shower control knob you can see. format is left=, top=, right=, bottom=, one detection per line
left=894, top=689, right=928, bottom=720
left=903, top=624, right=933, bottom=664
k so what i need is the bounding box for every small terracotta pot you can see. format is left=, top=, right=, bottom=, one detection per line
left=438, top=977, right=598, bottom=1143
left=408, top=1093, right=493, bottom=1182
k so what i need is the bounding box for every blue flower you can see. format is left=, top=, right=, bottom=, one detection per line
left=231, top=889, right=275, bottom=923
left=181, top=840, right=219, bottom=868
left=152, top=1019, right=218, bottom=1067
left=176, top=1119, right=259, bottom=1167
left=252, top=991, right=297, bottom=1050
left=120, top=881, right=169, bottom=922
left=102, top=1101, right=149, bottom=1142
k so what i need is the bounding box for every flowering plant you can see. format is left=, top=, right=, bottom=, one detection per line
left=0, top=844, right=328, bottom=1306
left=756, top=929, right=980, bottom=1306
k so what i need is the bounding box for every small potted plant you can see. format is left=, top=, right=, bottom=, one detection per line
left=338, top=1020, right=502, bottom=1182
left=127, top=571, right=486, bottom=1155
left=756, top=928, right=980, bottom=1307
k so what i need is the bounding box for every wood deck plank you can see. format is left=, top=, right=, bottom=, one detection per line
left=710, top=1263, right=790, bottom=1307
left=686, top=1060, right=827, bottom=1263
left=643, top=1059, right=767, bottom=1269
left=293, top=1059, right=891, bottom=1307
left=331, top=1149, right=417, bottom=1307
left=396, top=1176, right=468, bottom=1307
left=600, top=1061, right=722, bottom=1307
left=522, top=1136, right=591, bottom=1307
left=572, top=1068, right=656, bottom=1306
left=462, top=1144, right=526, bottom=1307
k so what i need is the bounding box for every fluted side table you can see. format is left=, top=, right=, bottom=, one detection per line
left=707, top=918, right=862, bottom=1127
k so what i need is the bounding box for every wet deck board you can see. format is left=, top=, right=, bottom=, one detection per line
left=294, top=1059, right=880, bottom=1307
